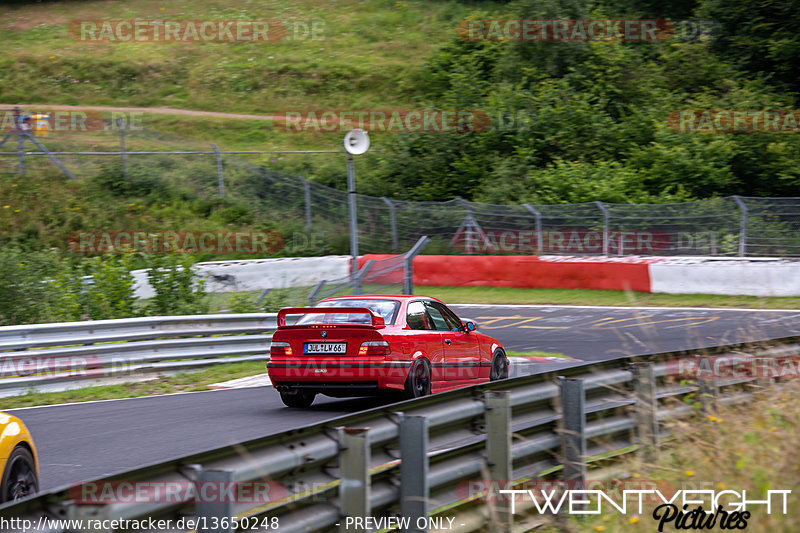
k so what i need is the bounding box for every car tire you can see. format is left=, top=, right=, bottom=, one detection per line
left=279, top=390, right=316, bottom=408
left=489, top=349, right=509, bottom=381
left=404, top=359, right=431, bottom=400
left=0, top=446, right=37, bottom=503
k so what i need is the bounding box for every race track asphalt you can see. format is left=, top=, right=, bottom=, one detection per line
left=8, top=304, right=799, bottom=490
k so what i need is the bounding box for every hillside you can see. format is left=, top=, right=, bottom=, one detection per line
left=1, top=0, right=800, bottom=249
left=0, top=0, right=503, bottom=114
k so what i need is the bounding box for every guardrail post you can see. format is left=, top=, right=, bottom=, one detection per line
left=732, top=195, right=748, bottom=257
left=399, top=414, right=429, bottom=532
left=381, top=197, right=399, bottom=253
left=630, top=363, right=659, bottom=463
left=755, top=365, right=775, bottom=390
left=698, top=376, right=718, bottom=414
left=485, top=390, right=512, bottom=533
left=559, top=378, right=587, bottom=483
left=68, top=503, right=112, bottom=532
left=339, top=427, right=370, bottom=532
left=196, top=469, right=235, bottom=533
left=594, top=201, right=610, bottom=256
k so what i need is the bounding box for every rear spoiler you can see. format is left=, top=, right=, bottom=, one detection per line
left=277, top=307, right=386, bottom=328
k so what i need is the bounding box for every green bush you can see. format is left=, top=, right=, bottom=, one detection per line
left=0, top=249, right=62, bottom=325
left=227, top=292, right=261, bottom=313
left=145, top=255, right=209, bottom=316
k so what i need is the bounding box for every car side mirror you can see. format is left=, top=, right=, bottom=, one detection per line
left=464, top=320, right=476, bottom=332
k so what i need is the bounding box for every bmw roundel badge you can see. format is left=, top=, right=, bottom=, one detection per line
left=321, top=330, right=327, bottom=338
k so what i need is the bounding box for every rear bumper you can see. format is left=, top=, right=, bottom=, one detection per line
left=273, top=381, right=382, bottom=397
left=267, top=358, right=411, bottom=392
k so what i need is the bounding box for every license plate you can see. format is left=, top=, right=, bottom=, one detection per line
left=304, top=343, right=347, bottom=354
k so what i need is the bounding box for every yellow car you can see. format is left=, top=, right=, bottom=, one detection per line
left=0, top=412, right=38, bottom=503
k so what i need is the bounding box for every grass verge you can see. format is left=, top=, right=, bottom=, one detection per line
left=0, top=0, right=506, bottom=113
left=3, top=348, right=567, bottom=408
left=531, top=380, right=800, bottom=533
left=506, top=350, right=570, bottom=359
left=2, top=360, right=266, bottom=410
left=418, top=285, right=800, bottom=309
left=207, top=286, right=800, bottom=312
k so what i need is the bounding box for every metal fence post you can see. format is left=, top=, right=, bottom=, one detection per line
left=403, top=236, right=430, bottom=295
left=485, top=390, right=512, bottom=533
left=339, top=427, right=370, bottom=533
left=354, top=260, right=374, bottom=296
left=116, top=118, right=127, bottom=178
left=630, top=363, right=659, bottom=463
left=196, top=469, right=235, bottom=533
left=381, top=197, right=399, bottom=253
left=522, top=204, right=543, bottom=253
left=403, top=255, right=413, bottom=295
left=457, top=197, right=476, bottom=255
left=732, top=195, right=748, bottom=257
left=16, top=116, right=25, bottom=175
left=212, top=143, right=225, bottom=198
left=346, top=152, right=360, bottom=293
left=308, top=279, right=326, bottom=306
left=399, top=414, right=429, bottom=532
left=595, top=201, right=610, bottom=256
left=302, top=177, right=312, bottom=233
left=559, top=378, right=587, bottom=483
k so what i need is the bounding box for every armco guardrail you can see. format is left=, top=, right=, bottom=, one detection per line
left=0, top=314, right=276, bottom=397
left=2, top=335, right=797, bottom=532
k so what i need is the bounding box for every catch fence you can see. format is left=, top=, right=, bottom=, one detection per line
left=3, top=125, right=799, bottom=257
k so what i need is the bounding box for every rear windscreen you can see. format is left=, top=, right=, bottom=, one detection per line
left=295, top=299, right=400, bottom=325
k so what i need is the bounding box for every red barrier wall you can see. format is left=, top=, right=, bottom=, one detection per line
left=359, top=255, right=652, bottom=292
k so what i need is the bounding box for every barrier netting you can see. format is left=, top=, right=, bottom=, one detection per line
left=4, top=126, right=799, bottom=257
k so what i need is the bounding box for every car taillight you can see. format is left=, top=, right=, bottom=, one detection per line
left=270, top=341, right=293, bottom=356
left=358, top=340, right=391, bottom=356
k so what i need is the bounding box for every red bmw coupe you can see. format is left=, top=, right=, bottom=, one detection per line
left=267, top=295, right=508, bottom=407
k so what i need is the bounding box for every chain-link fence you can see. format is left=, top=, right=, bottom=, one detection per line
left=3, top=125, right=800, bottom=257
